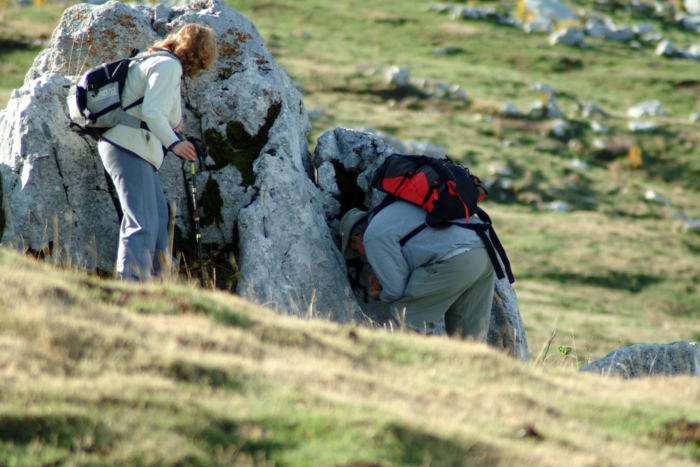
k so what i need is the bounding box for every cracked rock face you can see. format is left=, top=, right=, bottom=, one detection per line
left=0, top=0, right=358, bottom=321
left=313, top=128, right=530, bottom=360
left=0, top=0, right=531, bottom=344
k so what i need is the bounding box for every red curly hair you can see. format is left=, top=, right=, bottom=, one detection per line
left=149, top=23, right=219, bottom=78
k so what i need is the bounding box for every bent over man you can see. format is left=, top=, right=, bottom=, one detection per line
left=340, top=199, right=495, bottom=340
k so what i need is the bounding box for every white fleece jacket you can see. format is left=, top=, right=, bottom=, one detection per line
left=101, top=54, right=182, bottom=169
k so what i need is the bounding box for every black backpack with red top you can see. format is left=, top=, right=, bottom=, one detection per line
left=371, top=154, right=514, bottom=283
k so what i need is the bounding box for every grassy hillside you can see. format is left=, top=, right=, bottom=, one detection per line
left=0, top=248, right=699, bottom=466
left=1, top=0, right=700, bottom=463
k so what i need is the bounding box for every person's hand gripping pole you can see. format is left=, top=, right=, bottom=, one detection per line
left=175, top=132, right=206, bottom=287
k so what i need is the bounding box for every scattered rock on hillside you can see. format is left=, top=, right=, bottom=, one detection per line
left=500, top=101, right=523, bottom=117
left=585, top=19, right=635, bottom=42
left=522, top=0, right=578, bottom=33
left=633, top=23, right=657, bottom=37
left=550, top=28, right=587, bottom=47
left=313, top=127, right=530, bottom=361
left=543, top=200, right=570, bottom=212
left=655, top=40, right=700, bottom=60
left=686, top=0, right=700, bottom=15
left=544, top=119, right=574, bottom=139
left=680, top=15, right=700, bottom=33
left=580, top=101, right=608, bottom=118
left=531, top=82, right=555, bottom=96
left=629, top=120, right=659, bottom=133
left=379, top=68, right=469, bottom=101
left=656, top=40, right=679, bottom=57
left=359, top=128, right=448, bottom=159
left=528, top=96, right=565, bottom=119
left=428, top=3, right=519, bottom=27
left=580, top=342, right=700, bottom=378
left=682, top=218, right=700, bottom=233
left=386, top=66, right=411, bottom=87
left=0, top=0, right=361, bottom=321
left=627, top=100, right=668, bottom=118
left=590, top=121, right=608, bottom=133
left=681, top=44, right=700, bottom=60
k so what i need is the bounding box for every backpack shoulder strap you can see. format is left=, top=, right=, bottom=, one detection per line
left=366, top=194, right=396, bottom=223
left=397, top=205, right=515, bottom=284
left=449, top=213, right=515, bottom=284
left=399, top=224, right=426, bottom=247
left=119, top=48, right=182, bottom=132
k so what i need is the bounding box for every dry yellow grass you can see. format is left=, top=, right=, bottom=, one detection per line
left=0, top=247, right=699, bottom=465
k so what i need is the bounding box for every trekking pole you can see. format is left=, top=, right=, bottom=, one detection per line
left=189, top=158, right=205, bottom=287
left=166, top=201, right=177, bottom=279
left=177, top=132, right=206, bottom=287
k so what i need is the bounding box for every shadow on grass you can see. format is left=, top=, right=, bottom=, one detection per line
left=331, top=85, right=428, bottom=101
left=166, top=360, right=246, bottom=391
left=187, top=418, right=503, bottom=466
left=642, top=151, right=700, bottom=189
left=378, top=423, right=502, bottom=466
left=185, top=418, right=293, bottom=462
left=542, top=271, right=663, bottom=293
left=0, top=38, right=33, bottom=58
left=0, top=413, right=110, bottom=452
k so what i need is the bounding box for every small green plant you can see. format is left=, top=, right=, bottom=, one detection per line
left=557, top=345, right=573, bottom=356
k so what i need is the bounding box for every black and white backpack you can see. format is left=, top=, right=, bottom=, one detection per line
left=66, top=48, right=179, bottom=135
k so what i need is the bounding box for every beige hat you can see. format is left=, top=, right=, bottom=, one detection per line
left=339, top=208, right=370, bottom=259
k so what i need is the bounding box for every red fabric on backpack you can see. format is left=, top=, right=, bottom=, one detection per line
left=382, top=172, right=432, bottom=209
left=372, top=154, right=485, bottom=224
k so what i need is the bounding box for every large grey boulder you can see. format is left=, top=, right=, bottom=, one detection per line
left=0, top=0, right=357, bottom=321
left=313, top=127, right=530, bottom=360
left=580, top=342, right=700, bottom=378
left=0, top=73, right=119, bottom=268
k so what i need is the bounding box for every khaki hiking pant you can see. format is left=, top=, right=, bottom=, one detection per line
left=390, top=247, right=495, bottom=341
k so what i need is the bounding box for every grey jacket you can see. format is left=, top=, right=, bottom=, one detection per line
left=363, top=200, right=485, bottom=302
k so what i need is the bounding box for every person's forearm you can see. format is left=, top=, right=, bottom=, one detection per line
left=364, top=238, right=409, bottom=301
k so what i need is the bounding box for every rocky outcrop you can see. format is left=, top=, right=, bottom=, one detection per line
left=580, top=342, right=700, bottom=378
left=0, top=1, right=530, bottom=351
left=0, top=0, right=357, bottom=321
left=313, top=127, right=530, bottom=360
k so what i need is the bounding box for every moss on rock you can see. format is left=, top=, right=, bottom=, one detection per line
left=203, top=102, right=283, bottom=187
left=199, top=179, right=224, bottom=227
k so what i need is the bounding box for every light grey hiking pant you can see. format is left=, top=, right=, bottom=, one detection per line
left=98, top=140, right=169, bottom=281
left=390, top=247, right=495, bottom=341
